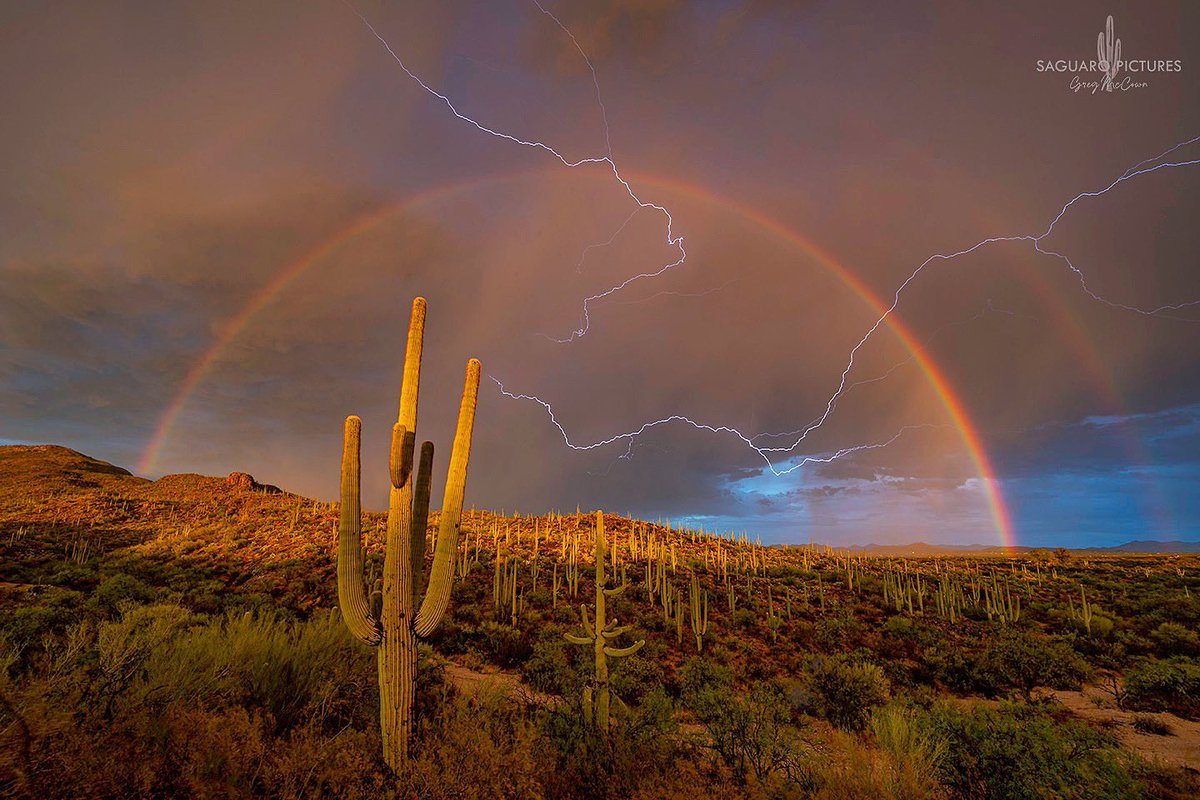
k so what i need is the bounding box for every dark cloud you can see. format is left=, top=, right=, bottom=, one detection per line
left=2, top=1, right=1199, bottom=546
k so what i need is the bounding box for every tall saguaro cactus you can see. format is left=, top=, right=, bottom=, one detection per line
left=337, top=297, right=480, bottom=771
left=565, top=511, right=645, bottom=730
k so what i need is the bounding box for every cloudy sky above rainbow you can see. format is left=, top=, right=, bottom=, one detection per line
left=2, top=1, right=1198, bottom=547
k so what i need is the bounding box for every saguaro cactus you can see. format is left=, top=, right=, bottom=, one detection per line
left=689, top=573, right=708, bottom=652
left=337, top=297, right=480, bottom=771
left=565, top=511, right=644, bottom=731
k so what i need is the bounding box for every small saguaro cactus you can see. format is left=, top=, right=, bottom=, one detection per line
left=689, top=573, right=708, bottom=652
left=565, top=511, right=645, bottom=731
left=337, top=297, right=480, bottom=772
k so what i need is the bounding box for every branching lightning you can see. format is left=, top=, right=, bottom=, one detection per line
left=750, top=300, right=1016, bottom=444
left=349, top=2, right=1200, bottom=480
left=347, top=1, right=684, bottom=343
left=491, top=370, right=938, bottom=476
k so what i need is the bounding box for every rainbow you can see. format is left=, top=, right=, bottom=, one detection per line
left=140, top=170, right=1020, bottom=547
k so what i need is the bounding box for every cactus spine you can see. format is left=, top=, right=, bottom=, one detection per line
left=565, top=511, right=645, bottom=731
left=337, top=297, right=480, bottom=771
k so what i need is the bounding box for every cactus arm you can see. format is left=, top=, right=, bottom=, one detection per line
left=410, top=441, right=434, bottom=609
left=398, top=297, right=426, bottom=431
left=603, top=584, right=628, bottom=597
left=604, top=640, right=645, bottom=658
left=581, top=605, right=596, bottom=637
left=413, top=359, right=481, bottom=637
left=389, top=423, right=414, bottom=489
left=336, top=415, right=382, bottom=645
left=602, top=624, right=633, bottom=638
left=565, top=633, right=593, bottom=646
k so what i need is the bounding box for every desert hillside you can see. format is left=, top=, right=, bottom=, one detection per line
left=3, top=444, right=1200, bottom=799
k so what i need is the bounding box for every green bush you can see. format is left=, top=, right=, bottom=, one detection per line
left=679, top=655, right=733, bottom=702
left=2, top=605, right=71, bottom=656
left=809, top=655, right=890, bottom=731
left=1124, top=657, right=1200, bottom=719
left=871, top=700, right=946, bottom=770
left=684, top=674, right=802, bottom=781
left=972, top=630, right=1090, bottom=700
left=1150, top=622, right=1200, bottom=657
left=93, top=573, right=155, bottom=613
left=925, top=701, right=1137, bottom=800
left=522, top=633, right=584, bottom=698
left=609, top=640, right=666, bottom=705
left=814, top=613, right=866, bottom=653
left=476, top=621, right=532, bottom=668
left=1131, top=713, right=1173, bottom=736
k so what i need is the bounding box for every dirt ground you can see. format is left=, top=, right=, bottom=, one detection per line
left=442, top=662, right=557, bottom=707
left=1051, top=688, right=1200, bottom=771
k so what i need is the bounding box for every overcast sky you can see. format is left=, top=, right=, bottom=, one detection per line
left=2, top=1, right=1199, bottom=547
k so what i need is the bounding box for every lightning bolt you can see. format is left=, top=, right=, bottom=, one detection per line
left=347, top=1, right=684, bottom=342
left=492, top=372, right=939, bottom=476
left=750, top=300, right=1016, bottom=445
left=349, top=3, right=1200, bottom=477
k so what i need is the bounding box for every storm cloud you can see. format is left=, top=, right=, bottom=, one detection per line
left=2, top=1, right=1198, bottom=546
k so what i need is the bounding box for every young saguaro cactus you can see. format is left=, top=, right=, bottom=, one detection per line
left=565, top=511, right=645, bottom=731
left=689, top=573, right=708, bottom=653
left=337, top=297, right=480, bottom=771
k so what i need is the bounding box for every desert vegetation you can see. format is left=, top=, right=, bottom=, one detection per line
left=2, top=439, right=1200, bottom=797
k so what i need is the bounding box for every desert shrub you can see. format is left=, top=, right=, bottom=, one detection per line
left=815, top=613, right=866, bottom=653
left=810, top=655, right=890, bottom=731
left=407, top=694, right=543, bottom=800
left=93, top=603, right=200, bottom=712
left=1150, top=622, right=1200, bottom=657
left=476, top=621, right=533, bottom=668
left=48, top=563, right=99, bottom=590
left=83, top=606, right=376, bottom=735
left=93, top=572, right=155, bottom=613
left=537, top=688, right=681, bottom=799
left=813, top=728, right=945, bottom=800
left=1, top=606, right=71, bottom=655
left=731, top=607, right=758, bottom=629
left=1081, top=613, right=1116, bottom=639
left=971, top=630, right=1090, bottom=700
left=1131, top=713, right=1173, bottom=736
left=679, top=655, right=733, bottom=709
left=610, top=640, right=666, bottom=705
left=922, top=644, right=976, bottom=693
left=883, top=614, right=920, bottom=645
left=685, top=676, right=802, bottom=782
left=872, top=701, right=947, bottom=774
left=925, top=701, right=1137, bottom=800
left=522, top=633, right=584, bottom=697
left=1124, top=657, right=1200, bottom=719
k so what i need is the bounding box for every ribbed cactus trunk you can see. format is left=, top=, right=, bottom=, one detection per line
left=378, top=296, right=424, bottom=766
left=337, top=297, right=480, bottom=772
